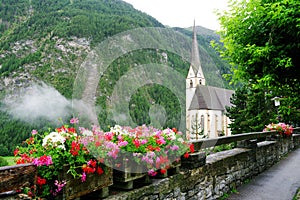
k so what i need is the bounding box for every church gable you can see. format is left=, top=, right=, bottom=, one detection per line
left=214, top=87, right=234, bottom=109
left=187, top=66, right=196, bottom=79
left=188, top=85, right=232, bottom=111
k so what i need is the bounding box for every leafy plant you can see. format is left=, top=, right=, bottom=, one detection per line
left=0, top=156, right=9, bottom=167
left=82, top=125, right=193, bottom=176
left=14, top=118, right=106, bottom=198
left=263, top=122, right=294, bottom=137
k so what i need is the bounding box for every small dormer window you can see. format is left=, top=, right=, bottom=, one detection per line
left=190, top=80, right=193, bottom=88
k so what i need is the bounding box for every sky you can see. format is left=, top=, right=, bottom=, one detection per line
left=123, top=0, right=229, bottom=30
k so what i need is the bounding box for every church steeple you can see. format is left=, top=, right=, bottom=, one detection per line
left=186, top=20, right=205, bottom=88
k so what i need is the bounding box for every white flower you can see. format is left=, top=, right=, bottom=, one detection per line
left=56, top=144, right=66, bottom=150
left=110, top=125, right=129, bottom=136
left=42, top=132, right=66, bottom=147
left=82, top=130, right=93, bottom=137
left=177, top=138, right=184, bottom=143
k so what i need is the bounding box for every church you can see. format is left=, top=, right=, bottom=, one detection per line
left=186, top=23, right=234, bottom=140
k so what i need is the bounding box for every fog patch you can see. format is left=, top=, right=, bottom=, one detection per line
left=2, top=82, right=72, bottom=124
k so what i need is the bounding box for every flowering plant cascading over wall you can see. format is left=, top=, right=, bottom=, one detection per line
left=14, top=118, right=106, bottom=198
left=263, top=122, right=294, bottom=137
left=82, top=125, right=193, bottom=176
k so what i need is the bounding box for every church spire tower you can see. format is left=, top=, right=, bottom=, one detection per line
left=186, top=20, right=206, bottom=88
left=186, top=20, right=206, bottom=140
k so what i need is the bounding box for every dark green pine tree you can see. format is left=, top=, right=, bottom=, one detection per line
left=226, top=85, right=278, bottom=134
left=226, top=86, right=248, bottom=134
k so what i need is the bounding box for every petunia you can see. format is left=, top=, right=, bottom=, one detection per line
left=70, top=117, right=79, bottom=124
left=81, top=172, right=87, bottom=182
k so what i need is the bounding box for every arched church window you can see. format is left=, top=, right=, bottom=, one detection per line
left=201, top=115, right=204, bottom=130
left=199, top=79, right=202, bottom=85
left=190, top=80, right=193, bottom=88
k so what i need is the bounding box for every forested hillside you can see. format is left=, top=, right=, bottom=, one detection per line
left=0, top=0, right=231, bottom=155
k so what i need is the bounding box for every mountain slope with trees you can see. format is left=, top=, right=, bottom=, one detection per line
left=0, top=0, right=230, bottom=155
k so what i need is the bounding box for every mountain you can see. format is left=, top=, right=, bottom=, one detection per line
left=0, top=0, right=230, bottom=155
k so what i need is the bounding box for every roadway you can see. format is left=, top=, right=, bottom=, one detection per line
left=228, top=148, right=300, bottom=200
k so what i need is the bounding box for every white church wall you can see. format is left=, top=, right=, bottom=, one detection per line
left=187, top=109, right=228, bottom=140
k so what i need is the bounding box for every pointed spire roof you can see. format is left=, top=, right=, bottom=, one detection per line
left=190, top=20, right=204, bottom=78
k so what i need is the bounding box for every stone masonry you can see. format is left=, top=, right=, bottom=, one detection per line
left=106, top=134, right=300, bottom=200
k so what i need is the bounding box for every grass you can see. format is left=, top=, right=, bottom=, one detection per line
left=2, top=156, right=16, bottom=166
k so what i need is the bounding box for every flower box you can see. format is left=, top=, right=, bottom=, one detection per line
left=83, top=125, right=192, bottom=189
left=263, top=122, right=293, bottom=137
left=112, top=159, right=149, bottom=190
left=13, top=118, right=113, bottom=199
left=154, top=159, right=181, bottom=178
left=0, top=164, right=36, bottom=193
left=59, top=166, right=113, bottom=200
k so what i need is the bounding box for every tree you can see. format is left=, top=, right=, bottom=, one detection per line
left=216, top=0, right=300, bottom=131
left=190, top=113, right=206, bottom=140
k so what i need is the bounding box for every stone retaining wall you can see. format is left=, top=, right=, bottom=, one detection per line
left=106, top=135, right=300, bottom=200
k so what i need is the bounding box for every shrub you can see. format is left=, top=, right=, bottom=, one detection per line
left=0, top=156, right=9, bottom=167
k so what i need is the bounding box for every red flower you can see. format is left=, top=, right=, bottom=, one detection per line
left=26, top=137, right=34, bottom=145
left=190, top=143, right=195, bottom=153
left=88, top=159, right=97, bottom=168
left=68, top=127, right=76, bottom=133
left=147, top=145, right=160, bottom=152
left=16, top=153, right=33, bottom=164
left=56, top=126, right=67, bottom=133
left=184, top=152, right=190, bottom=158
left=133, top=139, right=141, bottom=148
left=95, top=141, right=102, bottom=147
left=160, top=169, right=167, bottom=174
left=14, top=148, right=19, bottom=156
left=37, top=176, right=47, bottom=186
left=172, top=128, right=177, bottom=133
left=27, top=191, right=33, bottom=197
left=82, top=165, right=95, bottom=174
left=97, top=166, right=104, bottom=175
left=156, top=138, right=166, bottom=145
left=70, top=141, right=81, bottom=156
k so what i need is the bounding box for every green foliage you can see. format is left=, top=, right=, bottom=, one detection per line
left=0, top=110, right=34, bottom=156
left=212, top=142, right=235, bottom=153
left=217, top=0, right=300, bottom=132
left=0, top=0, right=231, bottom=155
left=0, top=156, right=9, bottom=167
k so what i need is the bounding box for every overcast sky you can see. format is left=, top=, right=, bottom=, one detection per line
left=123, top=0, right=229, bottom=30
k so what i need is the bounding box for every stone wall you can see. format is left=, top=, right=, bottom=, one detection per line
left=106, top=135, right=300, bottom=200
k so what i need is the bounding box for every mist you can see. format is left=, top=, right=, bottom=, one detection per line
left=2, top=82, right=72, bottom=124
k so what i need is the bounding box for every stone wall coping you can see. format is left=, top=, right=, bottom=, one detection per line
left=257, top=141, right=277, bottom=147
left=206, top=148, right=251, bottom=164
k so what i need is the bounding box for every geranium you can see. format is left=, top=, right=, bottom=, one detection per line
left=14, top=118, right=106, bottom=198
left=82, top=125, right=191, bottom=176
left=263, top=122, right=294, bottom=137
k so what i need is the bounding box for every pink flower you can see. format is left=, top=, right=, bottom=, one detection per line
left=70, top=117, right=79, bottom=124
left=156, top=138, right=166, bottom=145
left=107, top=149, right=119, bottom=159
left=117, top=135, right=123, bottom=141
left=141, top=139, right=148, bottom=145
left=81, top=172, right=86, bottom=182
left=53, top=180, right=66, bottom=195
left=170, top=145, right=179, bottom=151
left=33, top=155, right=53, bottom=166
left=105, top=132, right=114, bottom=141
left=133, top=139, right=141, bottom=148
left=148, top=169, right=157, bottom=176
left=31, top=130, right=38, bottom=135
left=156, top=156, right=161, bottom=164
left=118, top=141, right=128, bottom=147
